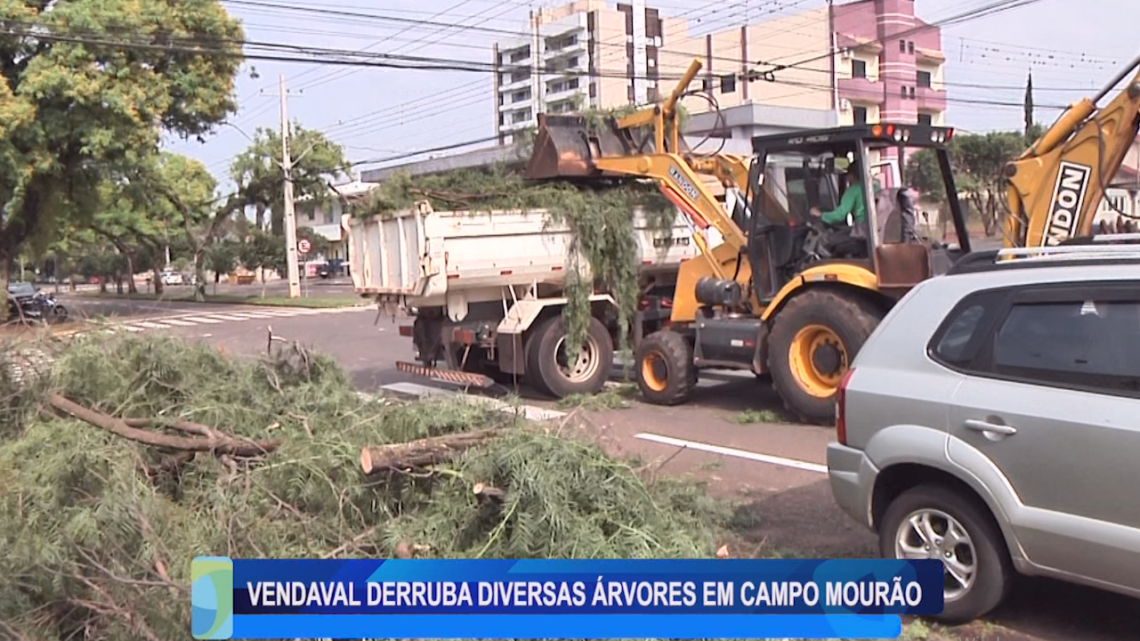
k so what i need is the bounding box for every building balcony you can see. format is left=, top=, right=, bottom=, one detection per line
left=838, top=76, right=884, bottom=104
left=916, top=86, right=946, bottom=112
left=499, top=74, right=532, bottom=91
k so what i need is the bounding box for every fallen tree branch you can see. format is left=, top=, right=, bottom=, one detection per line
left=360, top=428, right=505, bottom=475
left=49, top=395, right=280, bottom=457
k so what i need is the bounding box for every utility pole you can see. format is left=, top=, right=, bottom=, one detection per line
left=279, top=74, right=301, bottom=299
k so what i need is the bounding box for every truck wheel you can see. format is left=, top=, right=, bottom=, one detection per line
left=526, top=315, right=613, bottom=398
left=880, top=485, right=1014, bottom=624
left=767, top=289, right=882, bottom=425
left=634, top=330, right=697, bottom=406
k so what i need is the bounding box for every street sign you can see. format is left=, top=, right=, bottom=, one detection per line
left=297, top=239, right=312, bottom=254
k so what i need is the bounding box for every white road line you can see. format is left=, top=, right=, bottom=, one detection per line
left=379, top=382, right=567, bottom=422
left=157, top=318, right=199, bottom=327
left=131, top=321, right=172, bottom=330
left=183, top=316, right=223, bottom=324
left=226, top=312, right=277, bottom=319
left=121, top=326, right=145, bottom=332
left=202, top=314, right=249, bottom=321
left=633, top=433, right=827, bottom=475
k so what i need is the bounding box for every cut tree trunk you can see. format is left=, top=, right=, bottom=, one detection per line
left=359, top=429, right=505, bottom=474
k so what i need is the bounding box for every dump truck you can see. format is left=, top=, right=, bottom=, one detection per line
left=345, top=199, right=699, bottom=397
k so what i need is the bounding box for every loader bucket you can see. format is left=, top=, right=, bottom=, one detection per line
left=525, top=113, right=631, bottom=180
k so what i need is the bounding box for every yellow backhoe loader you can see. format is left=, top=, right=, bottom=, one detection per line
left=527, top=53, right=1140, bottom=424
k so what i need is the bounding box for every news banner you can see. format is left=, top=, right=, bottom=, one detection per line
left=192, top=558, right=944, bottom=639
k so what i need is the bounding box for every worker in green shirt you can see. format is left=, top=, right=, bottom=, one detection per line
left=807, top=158, right=879, bottom=257
left=809, top=158, right=872, bottom=225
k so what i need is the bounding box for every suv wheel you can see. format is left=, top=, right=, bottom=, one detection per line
left=879, top=485, right=1014, bottom=624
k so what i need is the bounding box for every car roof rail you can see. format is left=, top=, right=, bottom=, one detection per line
left=997, top=233, right=1140, bottom=263
left=946, top=233, right=1140, bottom=275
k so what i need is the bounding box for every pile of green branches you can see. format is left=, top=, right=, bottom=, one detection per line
left=0, top=333, right=725, bottom=641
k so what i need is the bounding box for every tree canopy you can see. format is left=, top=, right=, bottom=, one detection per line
left=0, top=0, right=244, bottom=309
left=229, top=123, right=352, bottom=234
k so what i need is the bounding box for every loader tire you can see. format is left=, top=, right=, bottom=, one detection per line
left=526, top=315, right=613, bottom=399
left=767, top=289, right=883, bottom=426
left=634, top=330, right=697, bottom=406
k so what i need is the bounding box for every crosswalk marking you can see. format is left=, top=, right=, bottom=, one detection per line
left=89, top=305, right=374, bottom=335
left=157, top=318, right=198, bottom=327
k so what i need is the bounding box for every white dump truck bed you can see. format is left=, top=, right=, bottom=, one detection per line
left=346, top=201, right=698, bottom=303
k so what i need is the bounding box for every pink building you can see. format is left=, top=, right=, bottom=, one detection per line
left=832, top=0, right=947, bottom=128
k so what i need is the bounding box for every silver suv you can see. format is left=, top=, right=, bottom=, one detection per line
left=827, top=236, right=1140, bottom=623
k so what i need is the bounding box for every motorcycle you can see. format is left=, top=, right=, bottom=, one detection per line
left=5, top=288, right=68, bottom=324
left=34, top=291, right=69, bottom=324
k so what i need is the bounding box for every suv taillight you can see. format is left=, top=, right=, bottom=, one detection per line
left=836, top=367, right=856, bottom=445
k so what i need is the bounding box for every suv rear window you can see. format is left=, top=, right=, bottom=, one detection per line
left=992, top=300, right=1140, bottom=392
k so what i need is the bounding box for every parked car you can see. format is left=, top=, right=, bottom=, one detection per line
left=160, top=269, right=183, bottom=286
left=827, top=237, right=1140, bottom=623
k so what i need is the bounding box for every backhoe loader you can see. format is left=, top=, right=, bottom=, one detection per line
left=527, top=53, right=1140, bottom=424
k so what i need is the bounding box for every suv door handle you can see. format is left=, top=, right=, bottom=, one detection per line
left=964, top=419, right=1018, bottom=436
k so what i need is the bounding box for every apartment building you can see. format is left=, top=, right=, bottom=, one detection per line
left=491, top=0, right=948, bottom=142
left=832, top=0, right=947, bottom=127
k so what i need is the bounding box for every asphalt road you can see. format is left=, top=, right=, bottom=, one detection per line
left=88, top=303, right=1139, bottom=641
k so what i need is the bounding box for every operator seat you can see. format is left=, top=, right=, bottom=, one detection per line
left=875, top=187, right=932, bottom=289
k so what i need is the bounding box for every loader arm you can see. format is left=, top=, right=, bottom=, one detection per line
left=1005, top=54, right=1140, bottom=247
left=592, top=153, right=750, bottom=280
left=525, top=56, right=754, bottom=280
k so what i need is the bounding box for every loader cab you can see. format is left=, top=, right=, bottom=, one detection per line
left=746, top=123, right=971, bottom=302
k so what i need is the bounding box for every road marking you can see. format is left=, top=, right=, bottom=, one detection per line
left=379, top=382, right=567, bottom=422
left=633, top=433, right=827, bottom=475
left=202, top=314, right=249, bottom=321
left=157, top=318, right=199, bottom=327
left=183, top=316, right=223, bottom=324
left=131, top=321, right=172, bottom=330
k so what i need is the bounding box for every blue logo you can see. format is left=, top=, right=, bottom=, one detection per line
left=192, top=556, right=233, bottom=639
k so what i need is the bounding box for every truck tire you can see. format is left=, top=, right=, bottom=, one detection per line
left=525, top=315, right=613, bottom=399
left=634, top=330, right=697, bottom=406
left=767, top=289, right=882, bottom=425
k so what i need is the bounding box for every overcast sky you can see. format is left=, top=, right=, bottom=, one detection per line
left=165, top=0, right=1138, bottom=189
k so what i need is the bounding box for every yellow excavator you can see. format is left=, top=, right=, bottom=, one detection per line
left=1004, top=54, right=1140, bottom=247
left=527, top=54, right=1140, bottom=424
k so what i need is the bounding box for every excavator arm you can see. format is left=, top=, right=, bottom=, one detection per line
left=1004, top=54, right=1140, bottom=247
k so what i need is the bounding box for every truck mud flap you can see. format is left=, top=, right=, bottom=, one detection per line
left=395, top=361, right=494, bottom=388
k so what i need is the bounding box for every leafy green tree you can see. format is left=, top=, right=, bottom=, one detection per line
left=239, top=230, right=285, bottom=297
left=0, top=0, right=243, bottom=318
left=205, top=241, right=239, bottom=294
left=905, top=129, right=1043, bottom=236
left=230, top=123, right=351, bottom=235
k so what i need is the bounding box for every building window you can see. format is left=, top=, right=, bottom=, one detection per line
left=917, top=70, right=932, bottom=88
left=851, top=59, right=867, bottom=79
left=853, top=106, right=868, bottom=125
left=510, top=70, right=530, bottom=83
left=918, top=113, right=933, bottom=126
left=701, top=77, right=712, bottom=93
left=908, top=41, right=915, bottom=54
left=720, top=73, right=736, bottom=94
left=909, top=86, right=916, bottom=99
left=901, top=85, right=908, bottom=98
left=899, top=39, right=906, bottom=53
left=567, top=56, right=579, bottom=68
left=509, top=47, right=530, bottom=63
left=589, top=82, right=597, bottom=98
